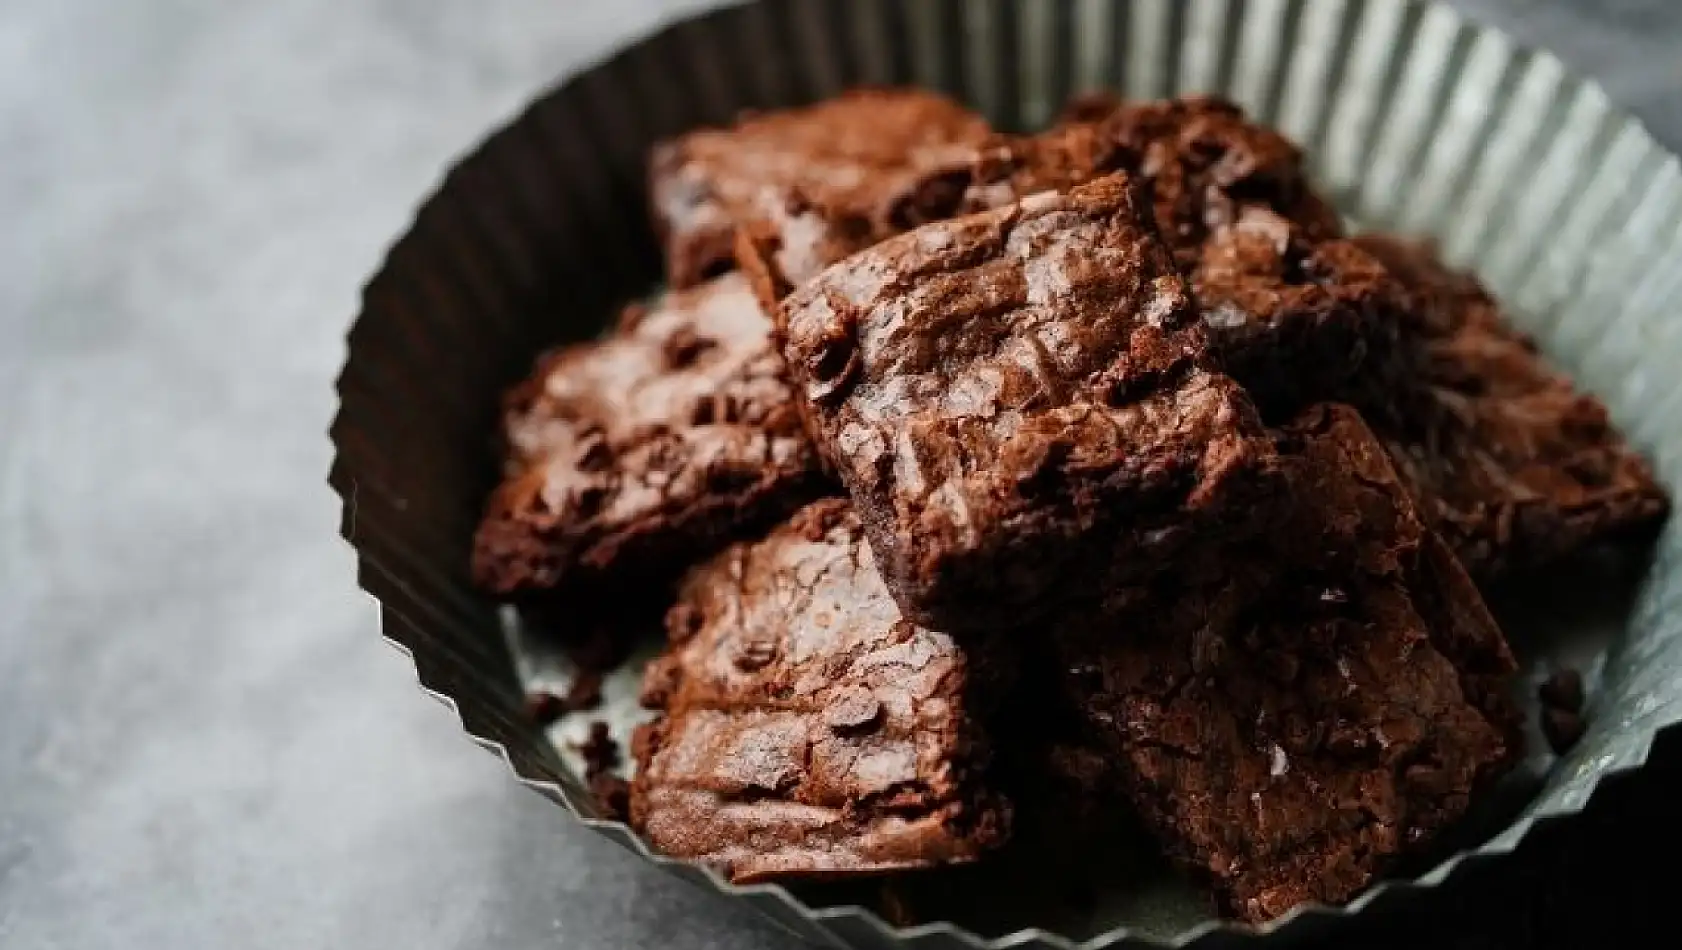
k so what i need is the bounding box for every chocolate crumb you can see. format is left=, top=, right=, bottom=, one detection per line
left=589, top=772, right=631, bottom=821
left=1539, top=668, right=1585, bottom=714
left=523, top=671, right=604, bottom=727
left=572, top=720, right=622, bottom=777
left=572, top=721, right=628, bottom=818
left=1542, top=706, right=1587, bottom=755
left=523, top=690, right=568, bottom=726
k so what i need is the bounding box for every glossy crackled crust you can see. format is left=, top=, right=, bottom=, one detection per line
left=649, top=88, right=991, bottom=298
left=1353, top=235, right=1670, bottom=579
left=964, top=94, right=1345, bottom=266
left=1191, top=209, right=1413, bottom=421
left=780, top=175, right=1277, bottom=632
left=630, top=499, right=1010, bottom=882
left=471, top=274, right=829, bottom=598
left=1055, top=405, right=1519, bottom=922
left=966, top=96, right=1404, bottom=420
left=696, top=91, right=1396, bottom=428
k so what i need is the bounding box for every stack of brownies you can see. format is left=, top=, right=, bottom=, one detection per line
left=470, top=89, right=1669, bottom=922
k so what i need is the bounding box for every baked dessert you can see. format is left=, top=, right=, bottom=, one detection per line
left=967, top=96, right=1399, bottom=419
left=471, top=273, right=829, bottom=598
left=964, top=94, right=1345, bottom=266
left=1190, top=208, right=1413, bottom=420
left=1053, top=404, right=1519, bottom=922
left=461, top=85, right=1670, bottom=925
left=705, top=93, right=1394, bottom=424
left=780, top=175, right=1277, bottom=632
left=649, top=88, right=991, bottom=299
left=630, top=499, right=1011, bottom=882
left=1353, top=236, right=1669, bottom=579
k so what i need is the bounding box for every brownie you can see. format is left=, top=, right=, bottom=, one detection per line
left=964, top=95, right=1345, bottom=266
left=649, top=88, right=991, bottom=298
left=1353, top=235, right=1669, bottom=579
left=1053, top=404, right=1519, bottom=922
left=1190, top=208, right=1414, bottom=419
left=780, top=175, right=1277, bottom=632
left=629, top=499, right=1011, bottom=883
left=471, top=273, right=829, bottom=598
left=965, top=97, right=1392, bottom=418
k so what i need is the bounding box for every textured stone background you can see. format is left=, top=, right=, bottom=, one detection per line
left=1, top=2, right=1677, bottom=948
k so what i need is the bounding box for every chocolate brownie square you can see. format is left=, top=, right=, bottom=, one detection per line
left=780, top=175, right=1277, bottom=632
left=471, top=273, right=829, bottom=598
left=630, top=499, right=1011, bottom=882
left=1053, top=404, right=1519, bottom=922
left=649, top=88, right=991, bottom=297
left=1191, top=208, right=1414, bottom=419
left=965, top=95, right=1345, bottom=266
left=1353, top=235, right=1669, bottom=579
left=965, top=97, right=1393, bottom=418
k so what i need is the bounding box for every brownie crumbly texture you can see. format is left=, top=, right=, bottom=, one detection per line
left=471, top=273, right=829, bottom=598
left=1054, top=404, right=1519, bottom=922
left=964, top=97, right=1393, bottom=418
left=1191, top=208, right=1414, bottom=420
left=1353, top=235, right=1669, bottom=579
left=649, top=88, right=991, bottom=298
left=630, top=499, right=1011, bottom=883
left=780, top=175, right=1277, bottom=632
left=964, top=95, right=1345, bottom=267
left=708, top=93, right=1386, bottom=419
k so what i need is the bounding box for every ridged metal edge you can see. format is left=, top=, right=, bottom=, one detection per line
left=328, top=0, right=1682, bottom=947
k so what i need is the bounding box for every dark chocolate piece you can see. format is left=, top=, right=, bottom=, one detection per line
left=780, top=176, right=1276, bottom=632
left=649, top=88, right=991, bottom=298
left=1054, top=404, right=1519, bottom=922
left=471, top=274, right=829, bottom=598
left=1353, top=235, right=1669, bottom=579
left=630, top=499, right=1011, bottom=883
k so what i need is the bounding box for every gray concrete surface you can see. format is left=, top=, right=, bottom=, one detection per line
left=0, top=2, right=1676, bottom=948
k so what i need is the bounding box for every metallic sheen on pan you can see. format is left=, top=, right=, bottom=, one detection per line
left=328, top=0, right=1682, bottom=946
